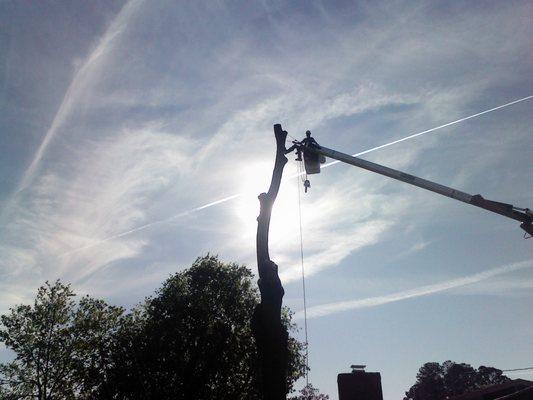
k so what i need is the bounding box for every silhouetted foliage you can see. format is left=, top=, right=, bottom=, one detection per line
left=102, top=255, right=306, bottom=399
left=0, top=280, right=124, bottom=399
left=404, top=360, right=510, bottom=400
left=1, top=256, right=306, bottom=400
left=289, top=383, right=330, bottom=400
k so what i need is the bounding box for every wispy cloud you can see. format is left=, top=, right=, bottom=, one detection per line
left=2, top=5, right=532, bottom=397
left=1, top=0, right=531, bottom=317
left=0, top=125, right=197, bottom=283
left=296, top=259, right=533, bottom=320
left=44, top=93, right=532, bottom=261
left=1, top=0, right=143, bottom=216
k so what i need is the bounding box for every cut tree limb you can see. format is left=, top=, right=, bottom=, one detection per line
left=252, top=124, right=289, bottom=400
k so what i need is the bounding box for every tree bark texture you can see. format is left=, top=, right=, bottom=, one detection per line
left=252, top=124, right=289, bottom=400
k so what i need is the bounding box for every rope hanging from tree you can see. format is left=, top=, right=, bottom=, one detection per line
left=296, top=161, right=310, bottom=386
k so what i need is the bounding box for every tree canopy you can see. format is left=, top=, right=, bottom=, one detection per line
left=0, top=255, right=306, bottom=400
left=102, top=255, right=306, bottom=399
left=404, top=360, right=510, bottom=400
left=0, top=281, right=123, bottom=399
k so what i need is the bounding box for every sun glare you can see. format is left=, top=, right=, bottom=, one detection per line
left=234, top=162, right=301, bottom=248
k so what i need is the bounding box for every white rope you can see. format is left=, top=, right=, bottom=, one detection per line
left=296, top=162, right=309, bottom=385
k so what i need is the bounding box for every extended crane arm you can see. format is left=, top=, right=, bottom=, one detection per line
left=296, top=141, right=533, bottom=236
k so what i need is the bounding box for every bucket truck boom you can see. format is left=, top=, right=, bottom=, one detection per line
left=292, top=134, right=533, bottom=237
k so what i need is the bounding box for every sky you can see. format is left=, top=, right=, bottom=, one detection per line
left=1, top=1, right=532, bottom=398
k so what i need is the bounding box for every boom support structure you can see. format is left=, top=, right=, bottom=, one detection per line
left=297, top=142, right=533, bottom=236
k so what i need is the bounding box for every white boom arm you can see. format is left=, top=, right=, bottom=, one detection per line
left=298, top=142, right=533, bottom=236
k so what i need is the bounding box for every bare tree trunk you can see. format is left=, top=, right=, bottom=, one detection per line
left=252, top=124, right=289, bottom=400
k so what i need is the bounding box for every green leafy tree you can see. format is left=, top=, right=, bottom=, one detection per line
left=0, top=281, right=124, bottom=399
left=476, top=365, right=510, bottom=387
left=103, top=255, right=306, bottom=399
left=1, top=256, right=307, bottom=399
left=70, top=297, right=124, bottom=398
left=289, top=383, right=330, bottom=400
left=404, top=360, right=510, bottom=400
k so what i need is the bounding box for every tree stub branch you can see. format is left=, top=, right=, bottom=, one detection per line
left=252, top=124, right=289, bottom=400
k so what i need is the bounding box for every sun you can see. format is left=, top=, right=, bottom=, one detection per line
left=234, top=161, right=301, bottom=249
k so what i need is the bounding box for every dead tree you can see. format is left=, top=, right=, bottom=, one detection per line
left=252, top=124, right=289, bottom=400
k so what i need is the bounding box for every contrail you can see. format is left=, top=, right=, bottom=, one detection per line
left=60, top=194, right=242, bottom=256
left=319, top=94, right=533, bottom=169
left=61, top=95, right=532, bottom=254
left=17, top=0, right=142, bottom=192
left=0, top=0, right=143, bottom=224
left=503, top=367, right=533, bottom=372
left=294, top=259, right=533, bottom=320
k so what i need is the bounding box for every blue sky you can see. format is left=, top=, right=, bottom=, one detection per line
left=1, top=1, right=532, bottom=398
